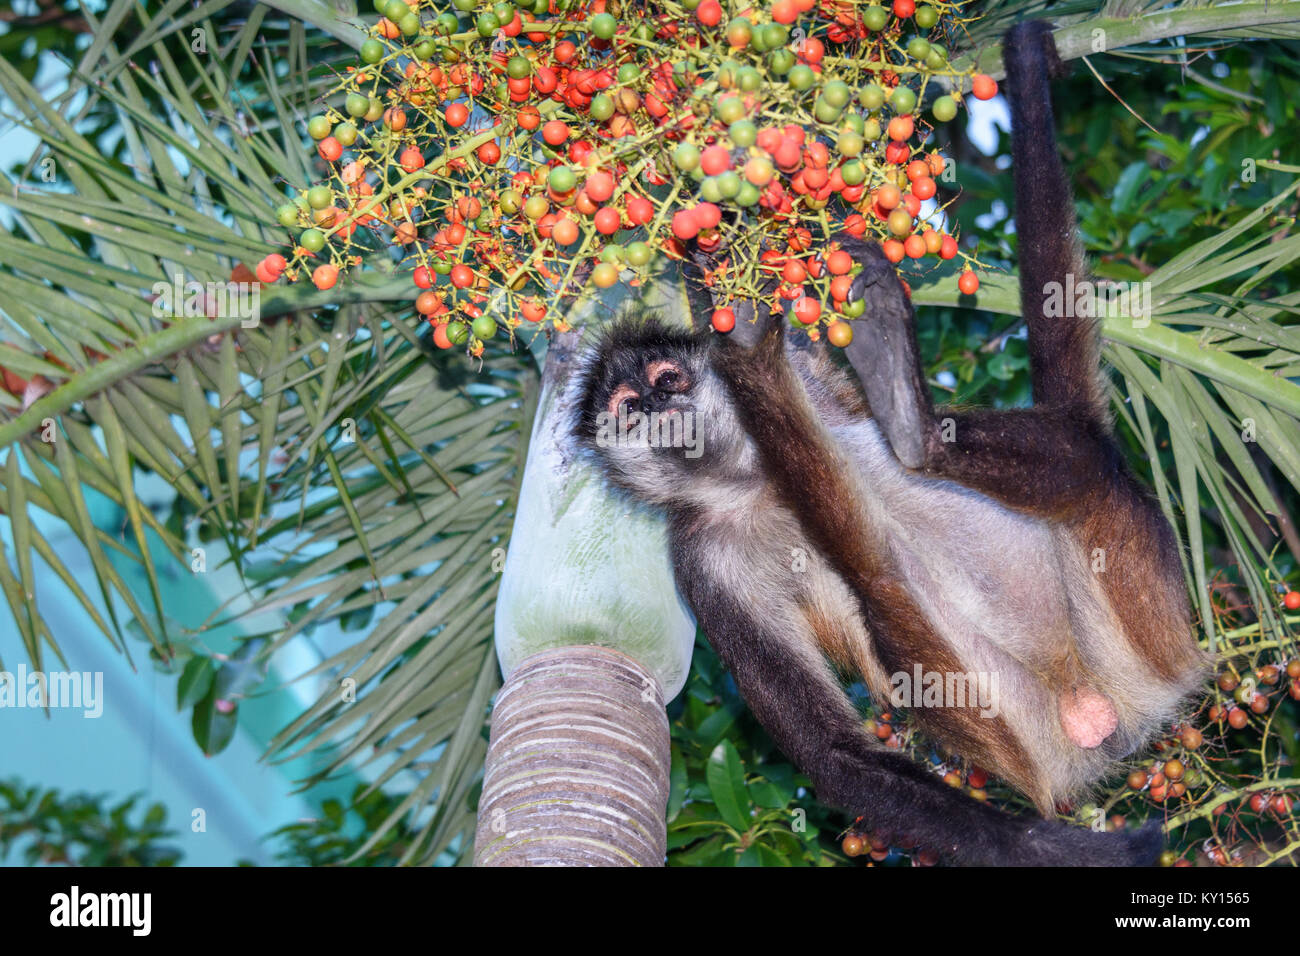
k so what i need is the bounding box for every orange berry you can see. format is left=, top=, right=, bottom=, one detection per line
left=696, top=0, right=722, bottom=27
left=972, top=74, right=998, bottom=100
left=887, top=116, right=914, bottom=141
left=445, top=102, right=470, bottom=127
left=826, top=250, right=853, bottom=275
left=317, top=137, right=342, bottom=162
left=312, top=264, right=339, bottom=290
left=552, top=216, right=579, bottom=245
left=792, top=294, right=821, bottom=325
left=711, top=307, right=735, bottom=333
left=958, top=270, right=979, bottom=295
left=542, top=120, right=569, bottom=145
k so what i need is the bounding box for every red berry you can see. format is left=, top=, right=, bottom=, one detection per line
left=696, top=0, right=722, bottom=26
left=450, top=264, right=474, bottom=288
left=317, top=137, right=342, bottom=162
left=700, top=145, right=731, bottom=176
left=711, top=307, right=735, bottom=333
left=593, top=206, right=621, bottom=234
left=693, top=202, right=722, bottom=229
left=585, top=171, right=614, bottom=202
left=445, top=102, right=470, bottom=127
left=626, top=196, right=654, bottom=224
left=972, top=74, right=998, bottom=101
left=671, top=209, right=700, bottom=240
left=1283, top=590, right=1300, bottom=610
left=792, top=294, right=821, bottom=325
left=542, top=120, right=569, bottom=145
left=826, top=250, right=853, bottom=275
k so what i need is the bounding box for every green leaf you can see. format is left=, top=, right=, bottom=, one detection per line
left=176, top=657, right=216, bottom=711
left=706, top=741, right=751, bottom=833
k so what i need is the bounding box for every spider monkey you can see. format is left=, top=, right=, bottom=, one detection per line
left=573, top=21, right=1208, bottom=865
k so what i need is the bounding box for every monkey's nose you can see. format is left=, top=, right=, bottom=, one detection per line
left=641, top=390, right=671, bottom=414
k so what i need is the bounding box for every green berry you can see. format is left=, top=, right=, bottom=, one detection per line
left=589, top=12, right=617, bottom=39
left=300, top=229, right=326, bottom=253
left=717, top=96, right=746, bottom=125
left=735, top=181, right=761, bottom=206
left=590, top=93, right=614, bottom=121
left=307, top=115, right=332, bottom=140
left=673, top=143, right=701, bottom=172
left=890, top=86, right=918, bottom=114
left=345, top=93, right=370, bottom=118
left=729, top=120, right=757, bottom=148
left=859, top=85, right=885, bottom=111
left=548, top=165, right=577, bottom=193
left=334, top=122, right=358, bottom=146
left=307, top=185, right=332, bottom=209
left=625, top=241, right=653, bottom=266
left=932, top=95, right=958, bottom=123
left=768, top=48, right=795, bottom=75
left=788, top=64, right=816, bottom=91
left=837, top=129, right=864, bottom=157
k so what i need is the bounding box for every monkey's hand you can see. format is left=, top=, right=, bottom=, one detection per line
left=681, top=216, right=781, bottom=348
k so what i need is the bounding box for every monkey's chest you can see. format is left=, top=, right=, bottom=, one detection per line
left=832, top=420, right=1079, bottom=655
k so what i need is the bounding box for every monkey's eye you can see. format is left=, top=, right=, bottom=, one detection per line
left=646, top=359, right=688, bottom=392
left=607, top=384, right=639, bottom=418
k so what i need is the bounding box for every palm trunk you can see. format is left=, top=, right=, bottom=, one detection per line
left=473, top=644, right=670, bottom=866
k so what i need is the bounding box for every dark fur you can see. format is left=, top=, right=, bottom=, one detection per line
left=572, top=22, right=1206, bottom=865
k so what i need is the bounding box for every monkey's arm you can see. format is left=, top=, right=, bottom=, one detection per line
left=672, top=536, right=1162, bottom=866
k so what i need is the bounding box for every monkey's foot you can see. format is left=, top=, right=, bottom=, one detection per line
left=1058, top=685, right=1118, bottom=749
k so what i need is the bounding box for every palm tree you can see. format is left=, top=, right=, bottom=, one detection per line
left=1, top=0, right=1298, bottom=866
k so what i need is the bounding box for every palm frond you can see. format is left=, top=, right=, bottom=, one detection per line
left=0, top=10, right=533, bottom=862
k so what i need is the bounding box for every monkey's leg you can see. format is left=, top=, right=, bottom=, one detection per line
left=672, top=545, right=1163, bottom=866
left=834, top=232, right=1119, bottom=522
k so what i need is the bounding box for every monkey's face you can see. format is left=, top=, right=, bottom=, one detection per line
left=574, top=316, right=754, bottom=505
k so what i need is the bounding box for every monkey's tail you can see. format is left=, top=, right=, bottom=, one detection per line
left=1003, top=20, right=1106, bottom=420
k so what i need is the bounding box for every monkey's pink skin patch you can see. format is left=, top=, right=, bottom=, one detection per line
left=1058, top=686, right=1118, bottom=749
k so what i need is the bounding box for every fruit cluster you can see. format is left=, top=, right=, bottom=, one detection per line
left=259, top=0, right=993, bottom=354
